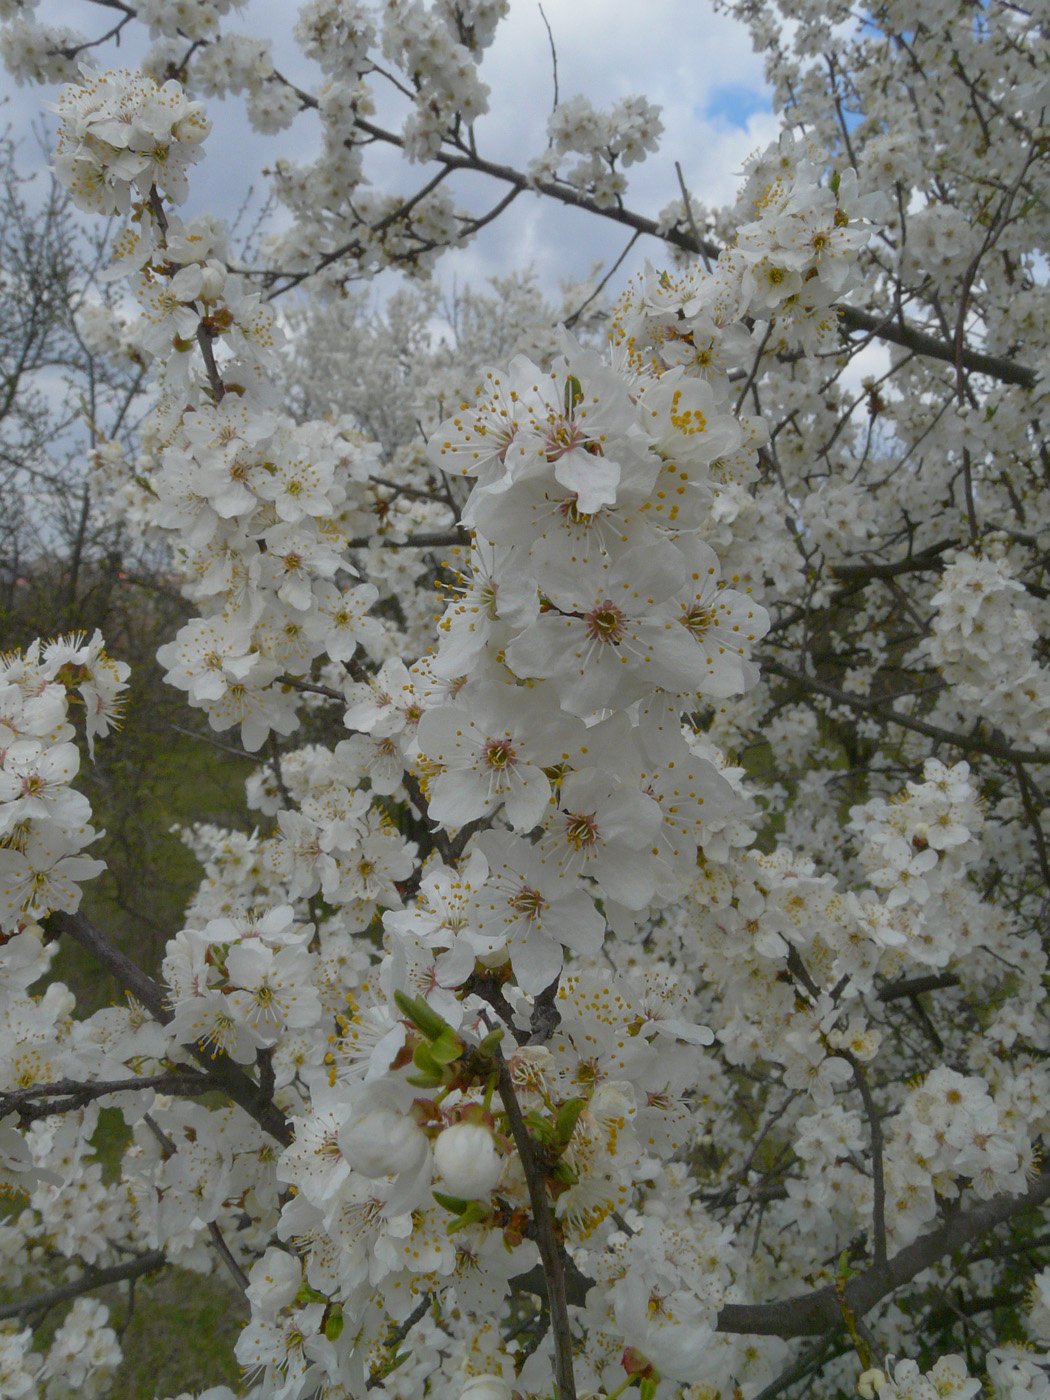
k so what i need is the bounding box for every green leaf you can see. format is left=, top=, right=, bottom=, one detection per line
left=432, top=1189, right=470, bottom=1214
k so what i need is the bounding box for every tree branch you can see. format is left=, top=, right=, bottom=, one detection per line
left=0, top=1250, right=167, bottom=1322
left=495, top=1045, right=576, bottom=1400
left=843, top=1052, right=888, bottom=1269
left=0, top=1072, right=211, bottom=1123
left=47, top=910, right=292, bottom=1147
left=716, top=1166, right=1050, bottom=1337
left=763, top=659, right=1050, bottom=764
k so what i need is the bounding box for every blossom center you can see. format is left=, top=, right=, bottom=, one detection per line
left=680, top=603, right=717, bottom=638
left=669, top=390, right=706, bottom=435
left=558, top=497, right=596, bottom=527
left=564, top=812, right=599, bottom=849
left=482, top=737, right=516, bottom=770
left=544, top=418, right=585, bottom=461
left=585, top=601, right=627, bottom=645
left=509, top=885, right=547, bottom=921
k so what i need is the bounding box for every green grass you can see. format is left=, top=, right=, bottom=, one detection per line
left=105, top=1267, right=245, bottom=1399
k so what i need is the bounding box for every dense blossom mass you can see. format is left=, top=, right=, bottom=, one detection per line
left=0, top=1, right=1049, bottom=1399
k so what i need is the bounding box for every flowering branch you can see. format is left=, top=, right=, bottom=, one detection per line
left=48, top=910, right=292, bottom=1147
left=764, top=660, right=1050, bottom=764
left=716, top=1166, right=1050, bottom=1337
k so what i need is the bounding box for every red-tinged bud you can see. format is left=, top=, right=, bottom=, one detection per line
left=622, top=1347, right=654, bottom=1376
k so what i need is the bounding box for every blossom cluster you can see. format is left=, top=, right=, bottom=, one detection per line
left=0, top=1298, right=121, bottom=1400
left=0, top=4, right=1048, bottom=1395
left=0, top=633, right=126, bottom=932
left=923, top=546, right=1050, bottom=748
left=51, top=66, right=209, bottom=214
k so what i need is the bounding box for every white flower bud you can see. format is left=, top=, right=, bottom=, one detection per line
left=434, top=1121, right=504, bottom=1200
left=460, top=1376, right=512, bottom=1400
left=857, top=1368, right=887, bottom=1399
left=198, top=261, right=226, bottom=301
left=339, top=1104, right=428, bottom=1179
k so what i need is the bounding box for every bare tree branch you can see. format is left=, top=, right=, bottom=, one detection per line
left=0, top=1250, right=167, bottom=1322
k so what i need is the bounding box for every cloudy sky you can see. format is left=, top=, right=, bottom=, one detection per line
left=18, top=0, right=779, bottom=301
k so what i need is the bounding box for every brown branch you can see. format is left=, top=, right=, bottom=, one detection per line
left=564, top=230, right=641, bottom=329
left=195, top=324, right=226, bottom=403
left=0, top=1250, right=167, bottom=1321
left=750, top=1337, right=842, bottom=1400
left=1015, top=760, right=1050, bottom=897
left=763, top=659, right=1050, bottom=764
left=368, top=1292, right=434, bottom=1389
left=49, top=908, right=167, bottom=1021
left=208, top=1221, right=250, bottom=1295
left=250, top=109, right=1039, bottom=391
left=47, top=910, right=292, bottom=1147
left=716, top=1166, right=1050, bottom=1337
left=537, top=2, right=559, bottom=116
left=830, top=539, right=957, bottom=585
left=276, top=674, right=345, bottom=701
left=843, top=1052, right=888, bottom=1269
left=495, top=1045, right=576, bottom=1400
left=345, top=530, right=467, bottom=550
left=528, top=976, right=562, bottom=1045
left=674, top=160, right=712, bottom=273
left=878, top=972, right=961, bottom=1002
left=0, top=1073, right=210, bottom=1123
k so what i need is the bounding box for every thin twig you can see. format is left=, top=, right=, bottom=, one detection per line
left=537, top=3, right=559, bottom=117
left=208, top=1221, right=250, bottom=1294
left=843, top=1052, right=888, bottom=1269
left=564, top=231, right=640, bottom=329
left=675, top=160, right=711, bottom=273
left=276, top=674, right=345, bottom=702
left=367, top=1292, right=433, bottom=1388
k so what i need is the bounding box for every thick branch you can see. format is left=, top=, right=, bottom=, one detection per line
left=878, top=972, right=961, bottom=1002
left=49, top=908, right=167, bottom=1020
left=716, top=1167, right=1050, bottom=1337
left=830, top=539, right=957, bottom=585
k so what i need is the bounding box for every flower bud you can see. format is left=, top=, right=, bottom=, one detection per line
left=857, top=1368, right=887, bottom=1399
left=339, top=1104, right=428, bottom=1179
left=198, top=261, right=226, bottom=301
left=433, top=1122, right=504, bottom=1200
left=460, top=1377, right=512, bottom=1400
left=245, top=1247, right=302, bottom=1316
